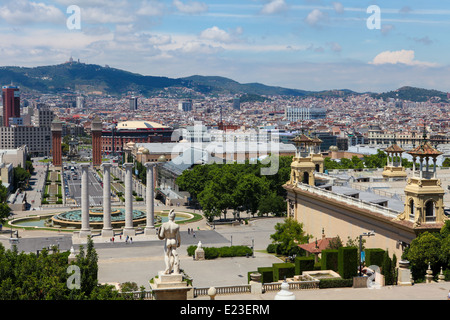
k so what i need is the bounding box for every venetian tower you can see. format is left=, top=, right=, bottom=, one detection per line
left=91, top=116, right=103, bottom=168
left=382, top=140, right=407, bottom=179
left=290, top=133, right=323, bottom=186
left=396, top=132, right=447, bottom=227
left=51, top=118, right=63, bottom=169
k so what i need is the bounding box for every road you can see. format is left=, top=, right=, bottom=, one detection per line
left=64, top=163, right=104, bottom=207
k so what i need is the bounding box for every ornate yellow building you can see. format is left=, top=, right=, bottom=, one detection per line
left=284, top=133, right=448, bottom=260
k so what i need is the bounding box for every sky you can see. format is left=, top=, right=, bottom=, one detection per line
left=0, top=0, right=449, bottom=93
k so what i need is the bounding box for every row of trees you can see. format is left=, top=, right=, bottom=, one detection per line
left=0, top=237, right=126, bottom=300
left=324, top=149, right=415, bottom=170
left=176, top=157, right=293, bottom=221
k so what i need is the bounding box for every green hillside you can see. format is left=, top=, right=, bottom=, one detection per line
left=372, top=86, right=448, bottom=103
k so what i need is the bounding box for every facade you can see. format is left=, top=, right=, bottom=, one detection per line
left=129, top=97, right=138, bottom=111
left=2, top=85, right=20, bottom=127
left=285, top=107, right=327, bottom=122
left=178, top=100, right=192, bottom=112
left=0, top=126, right=51, bottom=156
left=284, top=133, right=449, bottom=261
left=101, top=120, right=174, bottom=154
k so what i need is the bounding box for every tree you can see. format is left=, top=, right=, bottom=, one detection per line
left=270, top=218, right=310, bottom=256
left=442, top=157, right=450, bottom=168
left=326, top=235, right=344, bottom=250
left=0, top=203, right=11, bottom=225
left=258, top=191, right=286, bottom=217
left=402, top=231, right=442, bottom=281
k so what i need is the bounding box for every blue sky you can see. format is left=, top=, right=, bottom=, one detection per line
left=0, top=0, right=449, bottom=93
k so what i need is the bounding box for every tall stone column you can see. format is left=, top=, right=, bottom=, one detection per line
left=80, top=164, right=91, bottom=238
left=123, top=163, right=135, bottom=237
left=51, top=119, right=63, bottom=168
left=145, top=163, right=155, bottom=235
left=101, top=163, right=114, bottom=238
left=91, top=116, right=103, bottom=168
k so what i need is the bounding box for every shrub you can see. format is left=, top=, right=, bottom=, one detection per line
left=295, top=256, right=315, bottom=275
left=266, top=244, right=277, bottom=253
left=365, top=248, right=385, bottom=269
left=257, top=267, right=273, bottom=283
left=321, top=249, right=339, bottom=271
left=338, top=247, right=358, bottom=279
left=186, top=245, right=252, bottom=259
left=273, top=263, right=295, bottom=282
left=204, top=247, right=219, bottom=259
left=318, top=278, right=353, bottom=289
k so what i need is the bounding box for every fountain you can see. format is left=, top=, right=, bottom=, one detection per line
left=51, top=208, right=148, bottom=229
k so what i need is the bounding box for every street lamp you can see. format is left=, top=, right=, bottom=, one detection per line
left=359, top=230, right=375, bottom=276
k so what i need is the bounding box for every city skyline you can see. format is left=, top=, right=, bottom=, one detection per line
left=0, top=1, right=449, bottom=93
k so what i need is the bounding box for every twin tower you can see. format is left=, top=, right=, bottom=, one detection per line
left=51, top=116, right=102, bottom=168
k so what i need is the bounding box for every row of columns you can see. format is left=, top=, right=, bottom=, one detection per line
left=79, top=162, right=156, bottom=238
left=411, top=156, right=438, bottom=179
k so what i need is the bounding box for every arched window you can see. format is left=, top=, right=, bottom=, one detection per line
left=409, top=199, right=414, bottom=218
left=303, top=172, right=309, bottom=184
left=425, top=200, right=435, bottom=222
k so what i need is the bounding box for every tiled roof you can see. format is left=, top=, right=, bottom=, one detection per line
left=384, top=144, right=404, bottom=153
left=298, top=237, right=334, bottom=254
left=407, top=142, right=443, bottom=156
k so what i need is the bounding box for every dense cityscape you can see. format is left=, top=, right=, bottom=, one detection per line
left=0, top=0, right=449, bottom=309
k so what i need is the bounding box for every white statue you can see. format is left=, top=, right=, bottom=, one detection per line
left=158, top=209, right=181, bottom=274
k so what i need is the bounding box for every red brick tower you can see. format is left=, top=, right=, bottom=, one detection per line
left=51, top=118, right=63, bottom=168
left=91, top=116, right=103, bottom=168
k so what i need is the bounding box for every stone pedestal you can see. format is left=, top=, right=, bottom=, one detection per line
left=150, top=272, right=192, bottom=300
left=397, top=260, right=412, bottom=286
left=353, top=276, right=368, bottom=288
left=194, top=241, right=205, bottom=260
left=274, top=281, right=295, bottom=300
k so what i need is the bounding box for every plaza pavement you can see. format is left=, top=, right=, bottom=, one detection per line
left=1, top=204, right=449, bottom=300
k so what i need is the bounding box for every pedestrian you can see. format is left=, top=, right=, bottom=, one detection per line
left=130, top=237, right=133, bottom=244
left=188, top=228, right=190, bottom=235
left=193, top=231, right=196, bottom=238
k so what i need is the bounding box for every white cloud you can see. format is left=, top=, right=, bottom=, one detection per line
left=173, top=0, right=208, bottom=14
left=332, top=2, right=344, bottom=14
left=305, top=9, right=328, bottom=27
left=137, top=0, right=166, bottom=16
left=260, top=0, right=288, bottom=15
left=369, top=50, right=437, bottom=67
left=200, top=26, right=232, bottom=43
left=0, top=0, right=65, bottom=25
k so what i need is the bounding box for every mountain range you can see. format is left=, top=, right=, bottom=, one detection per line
left=0, top=62, right=447, bottom=102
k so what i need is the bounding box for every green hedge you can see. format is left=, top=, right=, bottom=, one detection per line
left=321, top=249, right=339, bottom=271
left=272, top=263, right=295, bottom=282
left=365, top=248, right=385, bottom=269
left=338, top=247, right=358, bottom=279
left=295, top=256, right=315, bottom=275
left=318, top=278, right=353, bottom=289
left=186, top=245, right=252, bottom=259
left=257, top=267, right=273, bottom=283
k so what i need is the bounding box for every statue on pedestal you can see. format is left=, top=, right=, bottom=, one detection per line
left=158, top=209, right=181, bottom=274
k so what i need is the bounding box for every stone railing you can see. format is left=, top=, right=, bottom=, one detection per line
left=194, top=284, right=251, bottom=297
left=120, top=280, right=320, bottom=300
left=296, top=182, right=401, bottom=219
left=262, top=280, right=319, bottom=292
